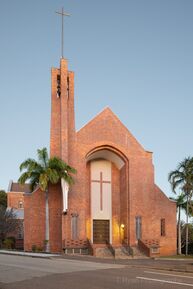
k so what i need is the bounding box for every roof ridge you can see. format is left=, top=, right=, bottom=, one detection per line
left=77, top=106, right=146, bottom=152
left=77, top=106, right=111, bottom=133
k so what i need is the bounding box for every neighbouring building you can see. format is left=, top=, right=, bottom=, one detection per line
left=7, top=181, right=30, bottom=249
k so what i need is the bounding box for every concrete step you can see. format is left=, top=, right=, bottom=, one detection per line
left=114, top=247, right=132, bottom=259
left=94, top=247, right=114, bottom=259
left=130, top=246, right=149, bottom=258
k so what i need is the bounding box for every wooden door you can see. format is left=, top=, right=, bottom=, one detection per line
left=93, top=220, right=110, bottom=243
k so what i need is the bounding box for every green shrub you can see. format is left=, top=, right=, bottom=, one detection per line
left=31, top=244, right=43, bottom=252
left=3, top=237, right=15, bottom=249
left=36, top=246, right=43, bottom=252
left=31, top=245, right=37, bottom=252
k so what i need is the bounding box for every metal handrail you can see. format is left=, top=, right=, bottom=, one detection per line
left=105, top=240, right=115, bottom=257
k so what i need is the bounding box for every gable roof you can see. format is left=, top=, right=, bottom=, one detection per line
left=77, top=107, right=119, bottom=133
left=77, top=107, right=147, bottom=152
left=8, top=181, right=31, bottom=193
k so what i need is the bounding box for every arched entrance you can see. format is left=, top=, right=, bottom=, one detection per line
left=86, top=148, right=128, bottom=245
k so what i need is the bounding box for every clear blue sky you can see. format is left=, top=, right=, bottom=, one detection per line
left=0, top=0, right=193, bottom=201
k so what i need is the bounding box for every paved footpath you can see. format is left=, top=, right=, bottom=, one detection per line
left=0, top=253, right=193, bottom=289
left=1, top=249, right=193, bottom=272
left=0, top=250, right=58, bottom=258
left=57, top=254, right=193, bottom=273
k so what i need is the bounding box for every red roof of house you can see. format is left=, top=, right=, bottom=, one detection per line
left=9, top=182, right=31, bottom=193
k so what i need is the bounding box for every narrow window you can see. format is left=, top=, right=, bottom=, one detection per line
left=18, top=201, right=23, bottom=209
left=161, top=218, right=166, bottom=236
left=135, top=216, right=142, bottom=240
left=71, top=213, right=79, bottom=240
left=18, top=232, right=23, bottom=239
left=67, top=76, right=70, bottom=99
left=57, top=75, right=61, bottom=98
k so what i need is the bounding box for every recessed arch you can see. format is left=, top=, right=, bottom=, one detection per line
left=86, top=145, right=128, bottom=169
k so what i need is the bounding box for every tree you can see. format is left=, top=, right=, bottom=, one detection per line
left=0, top=190, right=7, bottom=208
left=168, top=157, right=193, bottom=255
left=18, top=147, right=76, bottom=252
left=0, top=205, right=20, bottom=248
left=188, top=201, right=193, bottom=217
left=170, top=194, right=186, bottom=254
left=181, top=222, right=193, bottom=254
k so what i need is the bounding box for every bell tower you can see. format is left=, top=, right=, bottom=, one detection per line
left=50, top=8, right=74, bottom=162
left=50, top=58, right=75, bottom=162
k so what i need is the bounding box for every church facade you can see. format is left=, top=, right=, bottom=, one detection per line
left=20, top=58, right=176, bottom=256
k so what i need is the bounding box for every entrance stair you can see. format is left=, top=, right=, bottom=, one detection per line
left=92, top=244, right=114, bottom=258
left=130, top=245, right=149, bottom=259
left=63, top=239, right=152, bottom=259
left=92, top=242, right=133, bottom=259
left=114, top=246, right=131, bottom=259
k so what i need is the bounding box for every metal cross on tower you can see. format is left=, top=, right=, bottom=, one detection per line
left=55, top=7, right=70, bottom=58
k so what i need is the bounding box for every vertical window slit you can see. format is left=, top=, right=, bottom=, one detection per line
left=161, top=218, right=166, bottom=236
left=57, top=75, right=61, bottom=98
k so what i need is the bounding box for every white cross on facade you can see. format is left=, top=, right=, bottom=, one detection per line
left=92, top=172, right=111, bottom=211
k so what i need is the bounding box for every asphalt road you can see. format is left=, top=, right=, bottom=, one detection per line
left=0, top=254, right=193, bottom=289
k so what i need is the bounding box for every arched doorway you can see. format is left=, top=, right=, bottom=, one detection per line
left=86, top=148, right=127, bottom=245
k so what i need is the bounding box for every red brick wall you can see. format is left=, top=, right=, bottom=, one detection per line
left=7, top=192, right=24, bottom=209
left=50, top=59, right=75, bottom=162
left=112, top=164, right=121, bottom=245
left=120, top=165, right=128, bottom=243
left=49, top=183, right=63, bottom=252
left=24, top=185, right=63, bottom=253
left=75, top=107, right=176, bottom=255
left=155, top=185, right=177, bottom=256
left=50, top=67, right=61, bottom=157
left=128, top=157, right=155, bottom=245
left=24, top=188, right=45, bottom=251
left=23, top=58, right=176, bottom=256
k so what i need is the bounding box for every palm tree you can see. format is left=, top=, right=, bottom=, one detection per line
left=0, top=190, right=7, bottom=208
left=170, top=194, right=187, bottom=254
left=168, top=157, right=193, bottom=255
left=18, top=148, right=76, bottom=252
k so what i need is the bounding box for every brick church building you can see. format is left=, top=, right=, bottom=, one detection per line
left=8, top=57, right=176, bottom=257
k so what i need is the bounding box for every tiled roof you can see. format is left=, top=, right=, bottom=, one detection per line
left=10, top=182, right=31, bottom=193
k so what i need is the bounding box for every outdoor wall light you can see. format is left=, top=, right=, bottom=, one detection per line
left=120, top=224, right=125, bottom=229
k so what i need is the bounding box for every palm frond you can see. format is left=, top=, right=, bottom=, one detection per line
left=18, top=147, right=77, bottom=192
left=37, top=148, right=48, bottom=168
left=49, top=157, right=63, bottom=170
left=19, top=158, right=39, bottom=172
left=39, top=173, right=49, bottom=191
left=49, top=157, right=76, bottom=179
left=29, top=179, right=38, bottom=192
left=168, top=170, right=184, bottom=181
left=170, top=193, right=186, bottom=206
left=61, top=173, right=74, bottom=185
left=28, top=172, right=40, bottom=191
left=65, top=164, right=77, bottom=174
left=46, top=168, right=60, bottom=184
left=18, top=172, right=30, bottom=184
